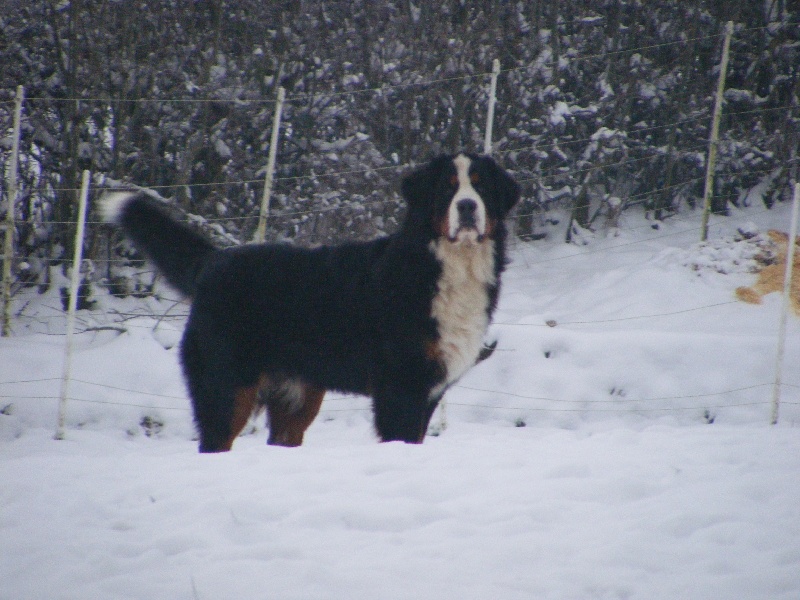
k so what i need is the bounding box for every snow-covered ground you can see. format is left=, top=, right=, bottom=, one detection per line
left=2, top=203, right=800, bottom=600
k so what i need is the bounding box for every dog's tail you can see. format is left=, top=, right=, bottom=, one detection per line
left=101, top=191, right=216, bottom=298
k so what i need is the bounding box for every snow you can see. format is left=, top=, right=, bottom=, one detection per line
left=548, top=101, right=570, bottom=128
left=2, top=202, right=800, bottom=599
left=213, top=138, right=232, bottom=160
left=639, top=82, right=658, bottom=100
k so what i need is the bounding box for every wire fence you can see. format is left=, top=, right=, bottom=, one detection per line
left=1, top=194, right=786, bottom=328
left=2, top=378, right=798, bottom=418
left=2, top=218, right=798, bottom=422
left=31, top=111, right=799, bottom=197
left=2, top=20, right=799, bottom=435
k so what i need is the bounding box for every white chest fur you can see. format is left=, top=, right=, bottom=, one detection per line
left=430, top=239, right=496, bottom=397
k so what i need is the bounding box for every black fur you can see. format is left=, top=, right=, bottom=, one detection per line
left=106, top=153, right=519, bottom=451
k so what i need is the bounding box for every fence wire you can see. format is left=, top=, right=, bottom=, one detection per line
left=2, top=21, right=798, bottom=433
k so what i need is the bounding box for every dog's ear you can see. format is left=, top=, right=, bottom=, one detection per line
left=401, top=155, right=451, bottom=209
left=484, top=157, right=520, bottom=214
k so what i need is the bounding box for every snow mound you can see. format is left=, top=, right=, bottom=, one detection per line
left=664, top=225, right=778, bottom=276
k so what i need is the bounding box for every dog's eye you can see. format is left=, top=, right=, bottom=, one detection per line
left=470, top=173, right=480, bottom=184
left=449, top=175, right=458, bottom=187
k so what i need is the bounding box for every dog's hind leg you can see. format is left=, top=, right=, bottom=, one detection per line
left=192, top=378, right=260, bottom=452
left=190, top=386, right=237, bottom=453
left=264, top=382, right=325, bottom=447
left=181, top=326, right=258, bottom=453
left=187, top=381, right=243, bottom=453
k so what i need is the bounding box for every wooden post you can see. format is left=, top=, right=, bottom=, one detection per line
left=55, top=170, right=91, bottom=440
left=2, top=85, right=23, bottom=337
left=254, top=86, right=286, bottom=243
left=771, top=182, right=800, bottom=425
left=700, top=21, right=733, bottom=242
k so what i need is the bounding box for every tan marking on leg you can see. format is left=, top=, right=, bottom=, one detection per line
left=267, top=384, right=325, bottom=447
left=286, top=385, right=325, bottom=446
left=223, top=384, right=259, bottom=451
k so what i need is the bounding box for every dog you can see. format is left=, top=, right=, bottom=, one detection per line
left=102, top=153, right=519, bottom=452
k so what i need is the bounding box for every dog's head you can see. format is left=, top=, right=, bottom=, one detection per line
left=401, top=153, right=520, bottom=244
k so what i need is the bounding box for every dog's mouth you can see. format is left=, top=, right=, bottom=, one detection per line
left=448, top=226, right=485, bottom=244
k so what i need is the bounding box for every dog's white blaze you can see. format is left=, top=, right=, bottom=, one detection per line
left=448, top=154, right=487, bottom=239
left=430, top=238, right=496, bottom=398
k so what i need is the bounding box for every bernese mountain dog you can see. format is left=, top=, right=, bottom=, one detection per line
left=102, top=153, right=519, bottom=452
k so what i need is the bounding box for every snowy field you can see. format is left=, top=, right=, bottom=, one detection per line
left=2, top=202, right=800, bottom=600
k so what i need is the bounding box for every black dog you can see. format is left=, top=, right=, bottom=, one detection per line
left=103, top=153, right=519, bottom=451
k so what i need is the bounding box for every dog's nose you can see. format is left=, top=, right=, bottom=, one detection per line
left=456, top=199, right=477, bottom=221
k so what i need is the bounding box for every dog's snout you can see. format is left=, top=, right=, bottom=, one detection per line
left=456, top=199, right=477, bottom=220
left=447, top=179, right=487, bottom=240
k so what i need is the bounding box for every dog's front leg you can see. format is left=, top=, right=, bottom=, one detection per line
left=372, top=384, right=437, bottom=444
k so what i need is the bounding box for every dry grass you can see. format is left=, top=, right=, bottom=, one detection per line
left=735, top=230, right=800, bottom=314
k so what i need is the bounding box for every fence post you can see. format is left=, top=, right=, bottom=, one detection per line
left=771, top=182, right=800, bottom=425
left=254, top=86, right=286, bottom=244
left=55, top=170, right=91, bottom=441
left=483, top=59, right=500, bottom=156
left=700, top=21, right=733, bottom=242
left=2, top=85, right=23, bottom=337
